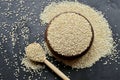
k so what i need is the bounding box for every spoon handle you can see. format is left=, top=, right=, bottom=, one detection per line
left=44, top=59, right=70, bottom=80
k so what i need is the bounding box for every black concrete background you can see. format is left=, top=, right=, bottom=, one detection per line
left=0, top=0, right=120, bottom=80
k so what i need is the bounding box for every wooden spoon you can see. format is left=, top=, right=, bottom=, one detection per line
left=25, top=42, right=70, bottom=80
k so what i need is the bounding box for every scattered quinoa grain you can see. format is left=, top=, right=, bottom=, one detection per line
left=40, top=1, right=116, bottom=69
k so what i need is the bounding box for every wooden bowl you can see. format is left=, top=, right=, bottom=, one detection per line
left=45, top=12, right=94, bottom=60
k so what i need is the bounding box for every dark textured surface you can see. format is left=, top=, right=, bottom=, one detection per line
left=0, top=0, right=120, bottom=80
